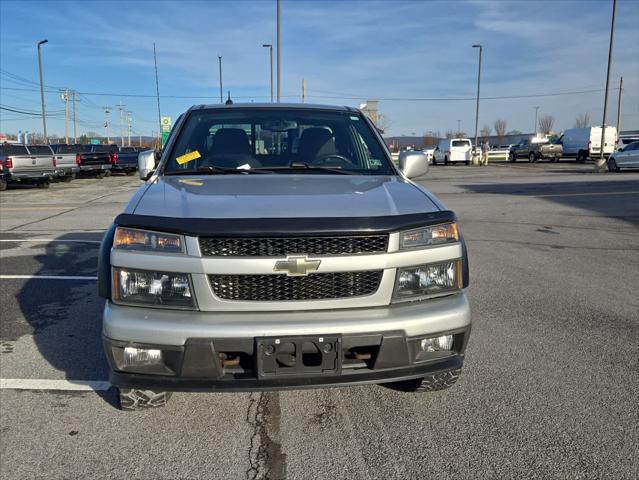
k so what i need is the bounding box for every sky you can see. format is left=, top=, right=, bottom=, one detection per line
left=1, top=0, right=638, bottom=139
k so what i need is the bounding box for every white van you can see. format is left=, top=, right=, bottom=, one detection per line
left=433, top=138, right=472, bottom=165
left=559, top=126, right=618, bottom=163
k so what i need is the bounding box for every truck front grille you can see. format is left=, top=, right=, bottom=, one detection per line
left=208, top=271, right=383, bottom=301
left=199, top=235, right=388, bottom=257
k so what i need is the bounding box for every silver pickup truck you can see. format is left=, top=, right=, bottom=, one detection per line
left=98, top=104, right=471, bottom=410
left=0, top=143, right=57, bottom=190
left=51, top=144, right=81, bottom=181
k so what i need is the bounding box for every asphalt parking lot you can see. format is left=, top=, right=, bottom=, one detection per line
left=0, top=163, right=638, bottom=479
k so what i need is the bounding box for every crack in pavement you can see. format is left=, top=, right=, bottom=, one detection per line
left=245, top=391, right=286, bottom=480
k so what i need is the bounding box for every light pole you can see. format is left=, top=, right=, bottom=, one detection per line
left=262, top=44, right=273, bottom=102
left=534, top=106, right=540, bottom=134
left=472, top=44, right=482, bottom=163
left=457, top=119, right=461, bottom=134
left=37, top=39, right=48, bottom=143
left=276, top=0, right=281, bottom=102
left=597, top=0, right=617, bottom=171
left=218, top=56, right=223, bottom=104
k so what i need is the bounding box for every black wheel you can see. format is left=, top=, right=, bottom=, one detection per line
left=0, top=180, right=7, bottom=191
left=528, top=152, right=537, bottom=163
left=509, top=152, right=516, bottom=162
left=118, top=388, right=172, bottom=411
left=61, top=174, right=74, bottom=183
left=576, top=151, right=587, bottom=163
left=384, top=368, right=462, bottom=392
left=96, top=173, right=106, bottom=179
left=125, top=170, right=136, bottom=176
left=104, top=170, right=112, bottom=177
left=36, top=180, right=50, bottom=189
left=550, top=157, right=557, bottom=163
left=607, top=157, right=620, bottom=172
left=444, top=156, right=449, bottom=166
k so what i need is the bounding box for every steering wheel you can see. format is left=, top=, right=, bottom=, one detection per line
left=313, top=153, right=353, bottom=167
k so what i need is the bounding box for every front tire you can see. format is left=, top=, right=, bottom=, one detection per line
left=384, top=368, right=462, bottom=392
left=444, top=156, right=449, bottom=166
left=607, top=157, right=620, bottom=172
left=36, top=180, right=50, bottom=189
left=576, top=151, right=587, bottom=163
left=528, top=152, right=537, bottom=163
left=118, top=388, right=172, bottom=411
left=509, top=152, right=516, bottom=162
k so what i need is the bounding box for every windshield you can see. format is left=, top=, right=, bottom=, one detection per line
left=164, top=108, right=393, bottom=175
left=452, top=140, right=470, bottom=147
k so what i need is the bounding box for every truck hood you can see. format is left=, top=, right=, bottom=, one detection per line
left=131, top=174, right=440, bottom=219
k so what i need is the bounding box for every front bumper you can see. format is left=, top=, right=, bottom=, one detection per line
left=103, top=293, right=471, bottom=392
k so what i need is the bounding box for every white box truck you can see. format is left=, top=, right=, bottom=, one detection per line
left=559, top=126, right=618, bottom=163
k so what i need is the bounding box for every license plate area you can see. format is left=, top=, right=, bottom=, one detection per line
left=256, top=335, right=341, bottom=378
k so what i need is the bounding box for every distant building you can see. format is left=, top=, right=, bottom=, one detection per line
left=359, top=100, right=379, bottom=125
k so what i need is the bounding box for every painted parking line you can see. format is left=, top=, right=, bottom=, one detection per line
left=0, top=239, right=101, bottom=244
left=0, top=275, right=97, bottom=280
left=0, top=379, right=111, bottom=391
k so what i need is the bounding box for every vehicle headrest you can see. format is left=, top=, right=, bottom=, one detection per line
left=298, top=128, right=335, bottom=161
left=212, top=128, right=251, bottom=156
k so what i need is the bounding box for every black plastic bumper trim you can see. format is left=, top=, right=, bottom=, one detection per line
left=109, top=356, right=463, bottom=392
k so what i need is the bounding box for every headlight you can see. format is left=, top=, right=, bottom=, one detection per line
left=114, top=227, right=184, bottom=254
left=393, top=260, right=461, bottom=300
left=400, top=223, right=459, bottom=249
left=113, top=268, right=196, bottom=309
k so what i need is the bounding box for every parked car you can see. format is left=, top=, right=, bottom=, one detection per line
left=509, top=136, right=562, bottom=162
left=111, top=146, right=139, bottom=175
left=0, top=143, right=57, bottom=189
left=607, top=141, right=639, bottom=171
left=486, top=144, right=512, bottom=163
left=98, top=103, right=471, bottom=410
left=558, top=126, right=617, bottom=163
left=422, top=147, right=436, bottom=164
left=77, top=144, right=115, bottom=177
left=51, top=144, right=81, bottom=182
left=433, top=138, right=472, bottom=165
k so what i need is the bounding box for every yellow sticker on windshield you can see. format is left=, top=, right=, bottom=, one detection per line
left=176, top=150, right=201, bottom=165
left=178, top=179, right=204, bottom=186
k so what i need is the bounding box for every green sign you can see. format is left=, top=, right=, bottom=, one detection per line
left=161, top=116, right=172, bottom=147
left=161, top=131, right=170, bottom=147
left=90, top=138, right=100, bottom=145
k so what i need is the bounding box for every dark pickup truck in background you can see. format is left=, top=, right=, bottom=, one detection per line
left=111, top=147, right=139, bottom=175
left=77, top=144, right=116, bottom=177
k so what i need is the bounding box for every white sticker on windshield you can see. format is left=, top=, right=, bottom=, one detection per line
left=350, top=116, right=359, bottom=120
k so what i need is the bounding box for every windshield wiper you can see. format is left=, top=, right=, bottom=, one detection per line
left=165, top=166, right=272, bottom=175
left=253, top=163, right=359, bottom=175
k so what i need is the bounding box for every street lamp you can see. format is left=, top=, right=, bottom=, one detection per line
left=276, top=0, right=281, bottom=102
left=218, top=56, right=223, bottom=104
left=472, top=44, right=482, bottom=163
left=262, top=44, right=273, bottom=103
left=37, top=39, right=48, bottom=143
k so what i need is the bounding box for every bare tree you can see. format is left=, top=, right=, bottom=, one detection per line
left=445, top=130, right=456, bottom=139
left=423, top=132, right=439, bottom=147
left=376, top=113, right=391, bottom=134
left=574, top=112, right=591, bottom=128
left=480, top=124, right=491, bottom=138
left=538, top=115, right=555, bottom=134
left=494, top=119, right=507, bottom=142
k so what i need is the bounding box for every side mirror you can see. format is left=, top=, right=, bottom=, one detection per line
left=138, top=149, right=156, bottom=180
left=399, top=151, right=428, bottom=179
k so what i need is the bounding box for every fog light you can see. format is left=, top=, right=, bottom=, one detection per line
left=123, top=347, right=162, bottom=366
left=420, top=335, right=453, bottom=352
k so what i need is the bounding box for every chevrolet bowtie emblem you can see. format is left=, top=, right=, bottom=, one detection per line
left=274, top=256, right=321, bottom=276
